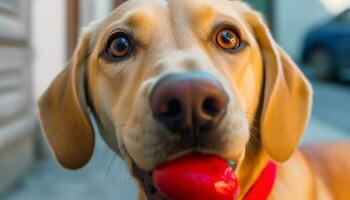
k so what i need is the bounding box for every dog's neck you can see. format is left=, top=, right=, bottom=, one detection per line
left=243, top=160, right=277, bottom=200
left=235, top=79, right=278, bottom=199
left=237, top=143, right=274, bottom=199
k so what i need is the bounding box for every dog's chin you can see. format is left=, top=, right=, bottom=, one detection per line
left=132, top=155, right=238, bottom=200
left=132, top=163, right=165, bottom=200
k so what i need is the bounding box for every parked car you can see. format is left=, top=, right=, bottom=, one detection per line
left=302, top=8, right=350, bottom=80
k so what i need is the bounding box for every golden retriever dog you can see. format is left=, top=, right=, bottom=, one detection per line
left=38, top=0, right=350, bottom=199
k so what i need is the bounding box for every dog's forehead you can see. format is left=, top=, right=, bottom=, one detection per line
left=168, top=0, right=233, bottom=15
left=92, top=0, right=248, bottom=52
left=111, top=0, right=242, bottom=23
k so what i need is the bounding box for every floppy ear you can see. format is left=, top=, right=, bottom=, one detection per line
left=38, top=31, right=94, bottom=169
left=246, top=11, right=312, bottom=161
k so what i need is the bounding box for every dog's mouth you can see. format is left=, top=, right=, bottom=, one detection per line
left=132, top=156, right=238, bottom=200
left=133, top=164, right=165, bottom=200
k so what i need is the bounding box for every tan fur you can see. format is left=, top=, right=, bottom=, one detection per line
left=38, top=32, right=95, bottom=169
left=38, top=0, right=349, bottom=199
left=301, top=142, right=350, bottom=199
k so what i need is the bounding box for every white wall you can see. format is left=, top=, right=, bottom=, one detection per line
left=321, top=0, right=350, bottom=14
left=31, top=0, right=66, bottom=99
left=95, top=0, right=114, bottom=21
left=32, top=0, right=113, bottom=100
left=80, top=0, right=113, bottom=27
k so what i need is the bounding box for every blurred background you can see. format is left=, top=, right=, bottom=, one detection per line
left=0, top=0, right=349, bottom=199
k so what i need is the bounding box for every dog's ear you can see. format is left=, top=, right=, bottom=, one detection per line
left=38, top=31, right=94, bottom=169
left=246, top=11, right=312, bottom=161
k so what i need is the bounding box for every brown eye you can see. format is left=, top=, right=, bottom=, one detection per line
left=107, top=34, right=131, bottom=58
left=216, top=29, right=240, bottom=50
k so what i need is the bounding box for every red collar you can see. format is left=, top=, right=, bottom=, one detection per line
left=243, top=161, right=278, bottom=200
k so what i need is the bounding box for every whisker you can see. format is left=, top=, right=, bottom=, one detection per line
left=244, top=112, right=255, bottom=116
left=105, top=154, right=117, bottom=183
left=115, top=123, right=126, bottom=129
left=114, top=123, right=130, bottom=133
left=246, top=119, right=262, bottom=154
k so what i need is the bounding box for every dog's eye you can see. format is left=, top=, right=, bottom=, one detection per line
left=106, top=33, right=131, bottom=58
left=216, top=29, right=240, bottom=50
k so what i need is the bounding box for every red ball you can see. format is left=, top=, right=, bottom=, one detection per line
left=152, top=154, right=239, bottom=200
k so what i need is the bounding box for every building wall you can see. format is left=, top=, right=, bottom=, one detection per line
left=80, top=0, right=113, bottom=27
left=0, top=0, right=35, bottom=191
left=32, top=0, right=67, bottom=99
left=32, top=0, right=113, bottom=100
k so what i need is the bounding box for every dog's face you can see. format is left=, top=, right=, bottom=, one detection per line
left=38, top=0, right=312, bottom=198
left=89, top=0, right=263, bottom=171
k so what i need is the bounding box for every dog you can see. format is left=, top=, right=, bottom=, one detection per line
left=38, top=0, right=350, bottom=199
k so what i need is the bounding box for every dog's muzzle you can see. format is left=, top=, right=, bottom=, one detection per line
left=149, top=71, right=228, bottom=143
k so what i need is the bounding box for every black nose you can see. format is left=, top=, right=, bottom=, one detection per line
left=150, top=72, right=228, bottom=137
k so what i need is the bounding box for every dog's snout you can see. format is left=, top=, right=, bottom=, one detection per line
left=150, top=72, right=228, bottom=137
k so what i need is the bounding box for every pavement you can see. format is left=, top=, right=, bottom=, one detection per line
left=3, top=134, right=139, bottom=200
left=1, top=72, right=350, bottom=200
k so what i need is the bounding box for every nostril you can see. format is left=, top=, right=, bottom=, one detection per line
left=150, top=72, right=229, bottom=135
left=159, top=99, right=182, bottom=118
left=202, top=97, right=222, bottom=116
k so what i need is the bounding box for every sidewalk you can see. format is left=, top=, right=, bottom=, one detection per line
left=303, top=117, right=350, bottom=143
left=3, top=117, right=349, bottom=200
left=4, top=134, right=139, bottom=200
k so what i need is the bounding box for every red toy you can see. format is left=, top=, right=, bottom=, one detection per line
left=152, top=154, right=239, bottom=200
